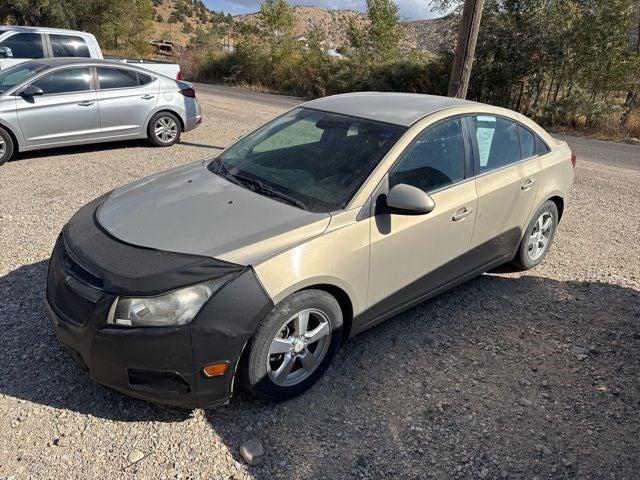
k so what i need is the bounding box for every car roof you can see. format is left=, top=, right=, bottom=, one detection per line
left=15, top=58, right=163, bottom=74
left=0, top=25, right=92, bottom=36
left=303, top=92, right=478, bottom=127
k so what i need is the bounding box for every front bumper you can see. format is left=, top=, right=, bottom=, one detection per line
left=46, top=195, right=273, bottom=409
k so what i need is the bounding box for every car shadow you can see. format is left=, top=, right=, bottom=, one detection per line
left=1, top=261, right=638, bottom=476
left=0, top=260, right=191, bottom=423
left=8, top=140, right=224, bottom=163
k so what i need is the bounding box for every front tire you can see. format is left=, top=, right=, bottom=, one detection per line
left=240, top=290, right=343, bottom=402
left=0, top=127, right=14, bottom=166
left=147, top=112, right=181, bottom=147
left=511, top=200, right=559, bottom=270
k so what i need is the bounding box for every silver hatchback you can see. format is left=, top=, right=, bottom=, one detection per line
left=0, top=58, right=201, bottom=165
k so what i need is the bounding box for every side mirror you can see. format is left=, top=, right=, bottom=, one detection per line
left=20, top=85, right=44, bottom=97
left=385, top=183, right=436, bottom=215
left=0, top=46, right=13, bottom=59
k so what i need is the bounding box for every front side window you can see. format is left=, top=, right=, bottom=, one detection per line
left=31, top=67, right=92, bottom=95
left=50, top=34, right=90, bottom=57
left=0, top=32, right=44, bottom=59
left=389, top=118, right=465, bottom=193
left=0, top=61, right=47, bottom=94
left=209, top=108, right=406, bottom=212
left=470, top=115, right=520, bottom=173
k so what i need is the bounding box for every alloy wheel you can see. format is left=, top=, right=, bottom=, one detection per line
left=266, top=309, right=332, bottom=387
left=154, top=117, right=178, bottom=143
left=0, top=137, right=5, bottom=160
left=527, top=212, right=553, bottom=261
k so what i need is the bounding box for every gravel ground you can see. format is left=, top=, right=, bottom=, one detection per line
left=1, top=89, right=639, bottom=480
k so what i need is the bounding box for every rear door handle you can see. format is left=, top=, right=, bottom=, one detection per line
left=452, top=207, right=474, bottom=222
left=521, top=178, right=536, bottom=190
left=141, top=94, right=155, bottom=100
left=77, top=101, right=95, bottom=107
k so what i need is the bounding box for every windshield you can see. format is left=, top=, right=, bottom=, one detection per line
left=0, top=61, right=46, bottom=94
left=209, top=108, right=406, bottom=212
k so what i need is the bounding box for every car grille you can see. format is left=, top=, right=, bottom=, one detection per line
left=48, top=236, right=104, bottom=326
left=60, top=243, right=104, bottom=290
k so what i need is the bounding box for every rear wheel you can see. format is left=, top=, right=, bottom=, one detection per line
left=147, top=112, right=181, bottom=147
left=240, top=290, right=343, bottom=402
left=0, top=127, right=14, bottom=166
left=511, top=200, right=559, bottom=270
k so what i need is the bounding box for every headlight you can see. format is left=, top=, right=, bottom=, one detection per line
left=108, top=277, right=230, bottom=327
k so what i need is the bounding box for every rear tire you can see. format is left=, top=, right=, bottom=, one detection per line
left=511, top=200, right=559, bottom=270
left=147, top=112, right=181, bottom=147
left=240, top=290, right=343, bottom=402
left=0, top=127, right=14, bottom=166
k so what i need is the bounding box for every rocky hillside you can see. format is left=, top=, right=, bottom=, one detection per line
left=151, top=1, right=451, bottom=53
left=233, top=6, right=366, bottom=48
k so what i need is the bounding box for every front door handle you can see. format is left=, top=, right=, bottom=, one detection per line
left=452, top=207, right=474, bottom=222
left=77, top=101, right=95, bottom=107
left=141, top=94, right=155, bottom=100
left=521, top=178, right=536, bottom=190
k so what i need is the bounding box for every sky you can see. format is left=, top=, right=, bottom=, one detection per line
left=205, top=1, right=441, bottom=21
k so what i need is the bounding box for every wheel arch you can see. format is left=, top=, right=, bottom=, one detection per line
left=548, top=195, right=564, bottom=222
left=0, top=121, right=20, bottom=153
left=147, top=108, right=186, bottom=133
left=299, top=283, right=354, bottom=339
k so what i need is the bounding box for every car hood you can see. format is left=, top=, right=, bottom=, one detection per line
left=97, top=160, right=331, bottom=265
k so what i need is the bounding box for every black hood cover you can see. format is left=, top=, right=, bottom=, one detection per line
left=61, top=194, right=243, bottom=296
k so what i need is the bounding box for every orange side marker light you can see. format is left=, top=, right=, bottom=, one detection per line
left=202, top=362, right=229, bottom=378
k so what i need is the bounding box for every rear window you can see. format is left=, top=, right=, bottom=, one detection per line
left=97, top=67, right=156, bottom=89
left=50, top=34, right=90, bottom=58
left=0, top=32, right=44, bottom=59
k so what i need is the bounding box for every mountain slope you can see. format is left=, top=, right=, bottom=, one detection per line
left=150, top=1, right=452, bottom=53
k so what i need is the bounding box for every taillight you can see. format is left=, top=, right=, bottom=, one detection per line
left=570, top=152, right=577, bottom=168
left=179, top=88, right=196, bottom=98
left=176, top=71, right=184, bottom=81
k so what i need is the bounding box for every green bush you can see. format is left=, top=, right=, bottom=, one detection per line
left=192, top=37, right=452, bottom=99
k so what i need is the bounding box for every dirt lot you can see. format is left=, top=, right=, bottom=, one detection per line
left=0, top=87, right=639, bottom=480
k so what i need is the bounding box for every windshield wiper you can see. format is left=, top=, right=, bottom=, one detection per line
left=209, top=159, right=309, bottom=211
left=231, top=173, right=309, bottom=211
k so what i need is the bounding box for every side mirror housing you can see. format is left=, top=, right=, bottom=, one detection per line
left=0, top=46, right=13, bottom=59
left=20, top=85, right=44, bottom=97
left=384, top=183, right=436, bottom=215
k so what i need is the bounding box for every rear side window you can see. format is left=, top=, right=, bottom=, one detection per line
left=469, top=115, right=520, bottom=173
left=535, top=136, right=550, bottom=155
left=389, top=118, right=465, bottom=193
left=97, top=67, right=155, bottom=89
left=31, top=67, right=92, bottom=94
left=0, top=33, right=44, bottom=59
left=50, top=34, right=90, bottom=58
left=518, top=125, right=536, bottom=159
left=138, top=72, right=154, bottom=85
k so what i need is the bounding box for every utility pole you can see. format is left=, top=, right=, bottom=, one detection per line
left=448, top=0, right=484, bottom=99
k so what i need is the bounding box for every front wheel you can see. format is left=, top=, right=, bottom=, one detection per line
left=240, top=290, right=343, bottom=402
left=147, top=112, right=181, bottom=147
left=511, top=200, right=559, bottom=270
left=0, top=127, right=14, bottom=166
